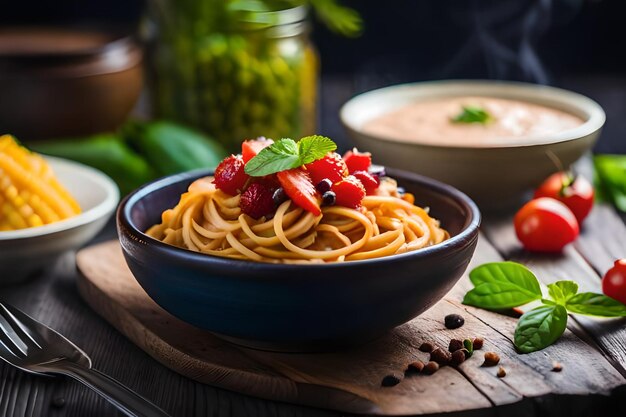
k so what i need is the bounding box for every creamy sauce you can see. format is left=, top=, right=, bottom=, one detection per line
left=362, top=96, right=584, bottom=146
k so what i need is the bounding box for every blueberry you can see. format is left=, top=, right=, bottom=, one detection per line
left=272, top=188, right=287, bottom=206
left=396, top=186, right=406, bottom=195
left=316, top=179, right=333, bottom=193
left=322, top=191, right=336, bottom=206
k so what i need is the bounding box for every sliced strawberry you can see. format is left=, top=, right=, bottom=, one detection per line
left=240, top=182, right=276, bottom=219
left=352, top=170, right=380, bottom=195
left=343, top=149, right=372, bottom=173
left=277, top=169, right=321, bottom=216
left=242, top=137, right=274, bottom=163
left=213, top=155, right=249, bottom=196
left=304, top=152, right=349, bottom=184
left=332, top=175, right=366, bottom=209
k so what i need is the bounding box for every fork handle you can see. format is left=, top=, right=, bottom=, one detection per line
left=53, top=361, right=171, bottom=417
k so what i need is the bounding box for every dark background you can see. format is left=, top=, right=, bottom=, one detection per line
left=3, top=0, right=625, bottom=152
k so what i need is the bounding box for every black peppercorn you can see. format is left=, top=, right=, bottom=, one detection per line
left=448, top=339, right=464, bottom=352
left=473, top=337, right=484, bottom=350
left=419, top=342, right=434, bottom=353
left=381, top=374, right=402, bottom=387
left=423, top=361, right=440, bottom=375
left=444, top=314, right=465, bottom=329
left=430, top=348, right=452, bottom=366
left=405, top=361, right=425, bottom=374
left=451, top=349, right=466, bottom=366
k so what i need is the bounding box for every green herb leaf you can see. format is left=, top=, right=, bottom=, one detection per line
left=463, top=262, right=542, bottom=309
left=244, top=136, right=336, bottom=177
left=566, top=292, right=626, bottom=317
left=308, top=0, right=363, bottom=37
left=547, top=281, right=579, bottom=305
left=244, top=138, right=300, bottom=176
left=451, top=105, right=493, bottom=125
left=297, top=135, right=337, bottom=165
left=514, top=304, right=568, bottom=353
left=593, top=154, right=626, bottom=212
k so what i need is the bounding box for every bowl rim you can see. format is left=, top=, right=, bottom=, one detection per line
left=0, top=156, right=119, bottom=241
left=340, top=79, right=606, bottom=149
left=117, top=167, right=481, bottom=271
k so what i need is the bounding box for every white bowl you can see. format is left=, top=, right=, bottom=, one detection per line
left=340, top=80, right=605, bottom=209
left=0, top=156, right=119, bottom=283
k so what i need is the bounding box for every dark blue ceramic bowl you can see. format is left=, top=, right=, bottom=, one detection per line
left=117, top=168, right=480, bottom=351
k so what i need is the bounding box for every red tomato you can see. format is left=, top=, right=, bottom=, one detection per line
left=534, top=172, right=594, bottom=224
left=602, top=259, right=626, bottom=305
left=514, top=197, right=579, bottom=252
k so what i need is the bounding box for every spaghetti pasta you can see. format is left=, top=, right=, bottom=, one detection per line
left=147, top=176, right=448, bottom=263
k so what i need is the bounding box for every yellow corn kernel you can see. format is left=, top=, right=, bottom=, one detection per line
left=20, top=190, right=59, bottom=224
left=0, top=135, right=81, bottom=230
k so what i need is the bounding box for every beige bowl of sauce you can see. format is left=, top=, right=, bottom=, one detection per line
left=340, top=80, right=605, bottom=210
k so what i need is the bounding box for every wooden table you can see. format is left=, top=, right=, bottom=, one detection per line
left=1, top=173, right=626, bottom=417
left=2, top=78, right=626, bottom=416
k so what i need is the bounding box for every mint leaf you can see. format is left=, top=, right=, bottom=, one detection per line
left=464, top=262, right=542, bottom=309
left=566, top=292, right=626, bottom=317
left=451, top=106, right=493, bottom=124
left=244, top=136, right=336, bottom=177
left=297, top=135, right=337, bottom=165
left=244, top=138, right=299, bottom=176
left=514, top=304, right=568, bottom=353
left=547, top=281, right=579, bottom=305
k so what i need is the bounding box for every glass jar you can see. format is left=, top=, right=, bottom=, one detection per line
left=146, top=2, right=318, bottom=152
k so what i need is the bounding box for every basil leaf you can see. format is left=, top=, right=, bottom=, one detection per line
left=297, top=135, right=336, bottom=165
left=547, top=281, right=579, bottom=305
left=244, top=138, right=300, bottom=176
left=514, top=304, right=568, bottom=353
left=463, top=282, right=542, bottom=309
left=566, top=292, right=626, bottom=317
left=468, top=262, right=542, bottom=298
left=451, top=106, right=493, bottom=124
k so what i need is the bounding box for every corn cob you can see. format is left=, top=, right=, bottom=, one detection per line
left=0, top=135, right=80, bottom=231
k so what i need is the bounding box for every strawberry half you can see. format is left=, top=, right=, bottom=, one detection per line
left=277, top=169, right=321, bottom=216
left=332, top=175, right=366, bottom=209
left=305, top=152, right=348, bottom=184
left=213, top=155, right=249, bottom=196
left=242, top=137, right=273, bottom=163
left=352, top=170, right=380, bottom=195
left=240, top=182, right=276, bottom=219
left=343, top=149, right=372, bottom=173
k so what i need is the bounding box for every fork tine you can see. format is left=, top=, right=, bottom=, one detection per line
left=0, top=313, right=27, bottom=358
left=0, top=303, right=42, bottom=351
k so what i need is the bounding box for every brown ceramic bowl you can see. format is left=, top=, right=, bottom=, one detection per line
left=0, top=27, right=143, bottom=140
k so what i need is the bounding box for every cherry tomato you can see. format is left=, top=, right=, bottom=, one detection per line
left=602, top=259, right=626, bottom=305
left=534, top=171, right=594, bottom=224
left=514, top=197, right=579, bottom=252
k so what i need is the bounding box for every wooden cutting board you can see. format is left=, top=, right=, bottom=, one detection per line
left=76, top=240, right=625, bottom=416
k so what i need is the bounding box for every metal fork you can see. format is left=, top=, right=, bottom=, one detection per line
left=0, top=302, right=170, bottom=417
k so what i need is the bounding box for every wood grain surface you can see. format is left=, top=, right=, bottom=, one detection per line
left=73, top=237, right=626, bottom=416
